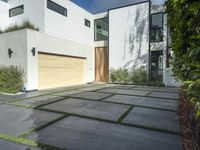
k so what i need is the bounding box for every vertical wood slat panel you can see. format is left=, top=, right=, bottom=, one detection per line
left=95, top=47, right=108, bottom=82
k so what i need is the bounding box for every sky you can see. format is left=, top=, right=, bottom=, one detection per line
left=70, top=0, right=164, bottom=14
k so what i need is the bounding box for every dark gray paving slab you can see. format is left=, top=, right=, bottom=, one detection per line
left=28, top=116, right=183, bottom=150
left=123, top=107, right=180, bottom=133
left=0, top=105, right=63, bottom=136
left=53, top=90, right=82, bottom=96
left=76, top=84, right=111, bottom=92
left=13, top=95, right=65, bottom=107
left=103, top=95, right=178, bottom=111
left=0, top=91, right=48, bottom=103
left=97, top=88, right=150, bottom=96
left=68, top=92, right=112, bottom=100
left=133, top=86, right=180, bottom=93
left=41, top=98, right=129, bottom=121
left=149, top=91, right=180, bottom=99
left=0, top=139, right=42, bottom=150
left=41, top=84, right=96, bottom=93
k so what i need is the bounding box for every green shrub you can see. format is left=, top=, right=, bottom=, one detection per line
left=0, top=66, right=25, bottom=94
left=130, top=67, right=148, bottom=85
left=110, top=68, right=130, bottom=83
left=109, top=67, right=148, bottom=85
left=1, top=21, right=39, bottom=34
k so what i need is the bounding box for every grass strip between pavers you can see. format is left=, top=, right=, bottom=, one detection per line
left=36, top=107, right=181, bottom=135
left=3, top=84, right=101, bottom=104
left=8, top=97, right=68, bottom=109
left=0, top=133, right=66, bottom=150
left=131, top=87, right=181, bottom=94
left=95, top=91, right=179, bottom=100
left=19, top=115, right=68, bottom=138
left=117, top=106, right=134, bottom=123
left=7, top=94, right=178, bottom=113
left=40, top=95, right=178, bottom=112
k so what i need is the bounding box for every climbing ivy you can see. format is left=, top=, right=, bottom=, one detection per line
left=165, top=0, right=200, bottom=117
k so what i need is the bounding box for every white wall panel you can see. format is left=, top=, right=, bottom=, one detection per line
left=45, top=0, right=94, bottom=46
left=0, top=1, right=9, bottom=30
left=8, top=0, right=45, bottom=31
left=109, top=2, right=149, bottom=70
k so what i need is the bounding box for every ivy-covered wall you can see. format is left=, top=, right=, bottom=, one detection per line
left=165, top=0, right=200, bottom=116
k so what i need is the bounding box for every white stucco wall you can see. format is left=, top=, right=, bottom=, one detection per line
left=0, top=29, right=94, bottom=91
left=0, top=1, right=9, bottom=30
left=109, top=2, right=149, bottom=70
left=0, top=30, right=28, bottom=88
left=26, top=29, right=94, bottom=90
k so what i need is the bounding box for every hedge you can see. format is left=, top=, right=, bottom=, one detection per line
left=0, top=66, right=25, bottom=94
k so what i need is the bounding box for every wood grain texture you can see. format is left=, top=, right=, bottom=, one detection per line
left=38, top=53, right=86, bottom=89
left=95, top=47, right=109, bottom=83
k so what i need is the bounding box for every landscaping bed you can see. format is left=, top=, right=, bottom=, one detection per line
left=179, top=91, right=200, bottom=150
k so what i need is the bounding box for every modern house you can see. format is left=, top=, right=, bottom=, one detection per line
left=0, top=0, right=179, bottom=91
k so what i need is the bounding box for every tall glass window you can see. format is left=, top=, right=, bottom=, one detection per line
left=150, top=13, right=163, bottom=42
left=9, top=5, right=24, bottom=17
left=94, top=18, right=108, bottom=41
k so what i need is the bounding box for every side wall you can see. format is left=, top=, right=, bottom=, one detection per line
left=8, top=0, right=45, bottom=32
left=0, top=1, right=9, bottom=30
left=0, top=30, right=28, bottom=88
left=109, top=2, right=149, bottom=71
left=27, top=29, right=94, bottom=90
left=7, top=0, right=94, bottom=46
left=44, top=0, right=94, bottom=46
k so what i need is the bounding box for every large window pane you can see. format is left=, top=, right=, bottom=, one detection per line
left=94, top=18, right=108, bottom=41
left=151, top=0, right=165, bottom=5
left=151, top=51, right=163, bottom=81
left=150, top=13, right=163, bottom=42
left=9, top=5, right=24, bottom=17
left=47, top=0, right=67, bottom=17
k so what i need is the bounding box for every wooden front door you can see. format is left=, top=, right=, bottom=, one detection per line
left=95, top=47, right=109, bottom=82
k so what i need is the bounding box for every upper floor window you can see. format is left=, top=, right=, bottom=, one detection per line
left=47, top=0, right=67, bottom=17
left=150, top=13, right=163, bottom=42
left=9, top=5, right=24, bottom=17
left=94, top=17, right=108, bottom=41
left=85, top=19, right=90, bottom=28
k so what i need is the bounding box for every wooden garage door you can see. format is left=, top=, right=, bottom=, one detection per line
left=38, top=53, right=86, bottom=89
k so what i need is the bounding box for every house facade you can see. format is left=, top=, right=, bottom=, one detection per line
left=0, top=0, right=179, bottom=91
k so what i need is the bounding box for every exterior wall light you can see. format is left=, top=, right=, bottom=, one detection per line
left=8, top=48, right=13, bottom=58
left=32, top=47, right=36, bottom=56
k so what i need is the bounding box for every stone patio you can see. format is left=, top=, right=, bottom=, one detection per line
left=0, top=84, right=183, bottom=150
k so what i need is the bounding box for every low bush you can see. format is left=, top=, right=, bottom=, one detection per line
left=110, top=67, right=148, bottom=85
left=110, top=68, right=130, bottom=83
left=0, top=21, right=39, bottom=34
left=0, top=66, right=25, bottom=94
left=130, top=67, right=148, bottom=85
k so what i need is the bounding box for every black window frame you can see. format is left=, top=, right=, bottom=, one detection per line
left=47, top=0, right=67, bottom=17
left=94, top=17, right=109, bottom=41
left=85, top=19, right=91, bottom=28
left=150, top=12, right=164, bottom=42
left=9, top=5, right=24, bottom=17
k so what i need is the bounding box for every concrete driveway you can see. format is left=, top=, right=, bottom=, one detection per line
left=0, top=84, right=183, bottom=150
